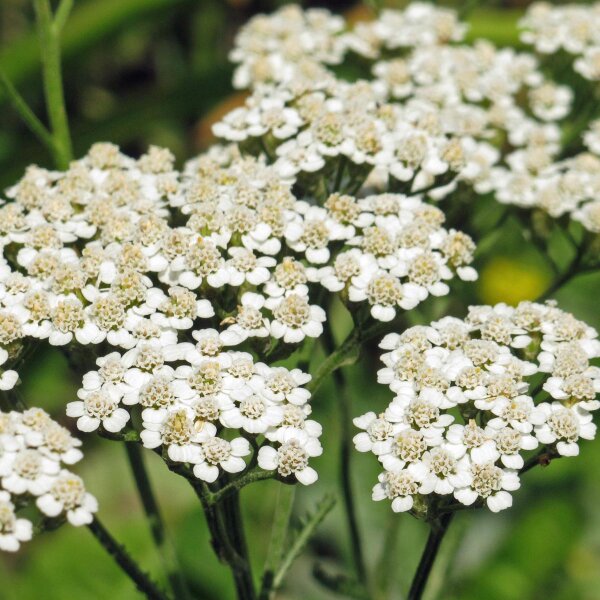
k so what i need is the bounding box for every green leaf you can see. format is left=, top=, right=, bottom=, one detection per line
left=270, top=493, right=337, bottom=592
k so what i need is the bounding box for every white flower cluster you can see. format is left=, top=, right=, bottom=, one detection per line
left=180, top=148, right=476, bottom=323
left=354, top=302, right=600, bottom=514
left=520, top=2, right=600, bottom=81
left=218, top=3, right=571, bottom=209
left=73, top=343, right=322, bottom=485
left=0, top=408, right=97, bottom=551
left=230, top=4, right=345, bottom=90
left=489, top=122, right=600, bottom=233
left=230, top=3, right=466, bottom=90
left=0, top=139, right=476, bottom=502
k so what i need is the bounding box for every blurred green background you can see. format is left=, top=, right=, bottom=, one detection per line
left=1, top=1, right=600, bottom=599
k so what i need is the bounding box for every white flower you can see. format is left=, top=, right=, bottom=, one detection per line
left=267, top=294, right=325, bottom=343
left=411, top=444, right=472, bottom=496
left=36, top=472, right=98, bottom=526
left=258, top=432, right=322, bottom=485
left=454, top=462, right=520, bottom=512
left=220, top=391, right=283, bottom=434
left=372, top=468, right=423, bottom=513
left=1, top=449, right=59, bottom=496
left=0, top=492, right=33, bottom=552
left=221, top=292, right=269, bottom=346
left=353, top=412, right=397, bottom=455
left=534, top=403, right=596, bottom=456
left=66, top=388, right=130, bottom=433
left=193, top=437, right=251, bottom=482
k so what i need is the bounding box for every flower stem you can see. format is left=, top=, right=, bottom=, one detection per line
left=87, top=517, right=170, bottom=600
left=124, top=444, right=191, bottom=600
left=407, top=513, right=454, bottom=600
left=208, top=468, right=275, bottom=506
left=535, top=239, right=588, bottom=302
left=336, top=367, right=369, bottom=588
left=0, top=68, right=56, bottom=153
left=33, top=0, right=73, bottom=169
left=520, top=447, right=559, bottom=474
left=322, top=324, right=369, bottom=591
left=221, top=489, right=256, bottom=600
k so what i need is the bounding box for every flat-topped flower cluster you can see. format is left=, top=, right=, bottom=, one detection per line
left=0, top=140, right=475, bottom=508
left=354, top=302, right=600, bottom=513
left=216, top=2, right=600, bottom=238
left=0, top=143, right=475, bottom=386
left=520, top=2, right=600, bottom=81
left=219, top=12, right=569, bottom=201
left=2, top=0, right=600, bottom=564
left=72, top=342, right=322, bottom=485
left=489, top=127, right=600, bottom=233
left=0, top=409, right=96, bottom=551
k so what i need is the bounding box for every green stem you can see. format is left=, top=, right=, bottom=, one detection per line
left=54, top=0, right=74, bottom=32
left=208, top=493, right=254, bottom=600
left=307, top=312, right=409, bottom=396
left=535, top=240, right=587, bottom=302
left=307, top=327, right=360, bottom=395
left=221, top=490, right=256, bottom=600
left=33, top=0, right=73, bottom=169
left=335, top=366, right=368, bottom=587
left=87, top=518, right=169, bottom=600
left=208, top=468, right=276, bottom=506
left=407, top=514, right=454, bottom=600
left=274, top=495, right=336, bottom=590
left=0, top=68, right=56, bottom=152
left=321, top=323, right=368, bottom=590
left=124, top=444, right=191, bottom=600
left=520, top=447, right=559, bottom=474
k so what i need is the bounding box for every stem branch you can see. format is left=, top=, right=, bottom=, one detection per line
left=124, top=444, right=191, bottom=600
left=87, top=518, right=169, bottom=600
left=33, top=0, right=73, bottom=169
left=0, top=69, right=55, bottom=152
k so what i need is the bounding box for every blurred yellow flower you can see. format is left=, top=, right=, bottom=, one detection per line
left=478, top=257, right=551, bottom=305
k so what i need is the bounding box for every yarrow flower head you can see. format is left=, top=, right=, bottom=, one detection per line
left=0, top=409, right=96, bottom=551
left=355, top=301, right=600, bottom=515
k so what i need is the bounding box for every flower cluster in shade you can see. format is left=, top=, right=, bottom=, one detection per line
left=0, top=409, right=97, bottom=552
left=520, top=2, right=600, bottom=81
left=215, top=3, right=600, bottom=237
left=488, top=120, right=600, bottom=234
left=354, top=302, right=600, bottom=514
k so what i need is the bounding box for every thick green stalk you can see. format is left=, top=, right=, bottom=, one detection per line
left=87, top=518, right=169, bottom=600
left=333, top=365, right=368, bottom=589
left=407, top=514, right=454, bottom=600
left=212, top=491, right=256, bottom=600
left=54, top=0, right=74, bottom=32
left=273, top=495, right=336, bottom=590
left=33, top=0, right=73, bottom=169
left=124, top=444, right=191, bottom=600
left=208, top=468, right=275, bottom=506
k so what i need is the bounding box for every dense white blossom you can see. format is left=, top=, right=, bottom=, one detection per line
left=356, top=302, right=600, bottom=514
left=0, top=409, right=97, bottom=551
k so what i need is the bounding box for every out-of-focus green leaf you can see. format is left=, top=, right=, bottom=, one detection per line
left=0, top=0, right=198, bottom=95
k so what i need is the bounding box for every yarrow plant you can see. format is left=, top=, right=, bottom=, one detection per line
left=1, top=2, right=600, bottom=600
